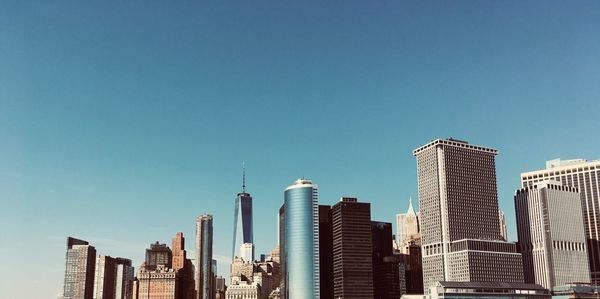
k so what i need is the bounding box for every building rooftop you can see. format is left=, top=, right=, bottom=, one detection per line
left=285, top=178, right=316, bottom=191
left=437, top=281, right=547, bottom=291
left=413, top=138, right=498, bottom=156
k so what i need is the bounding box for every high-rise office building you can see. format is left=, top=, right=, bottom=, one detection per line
left=94, top=255, right=117, bottom=299
left=318, top=205, right=334, bottom=299
left=396, top=198, right=420, bottom=254
left=278, top=204, right=286, bottom=299
left=137, top=242, right=177, bottom=299
left=233, top=165, right=254, bottom=261
left=138, top=234, right=195, bottom=299
left=62, top=237, right=97, bottom=299
left=413, top=138, right=524, bottom=288
left=332, top=197, right=373, bottom=299
left=515, top=181, right=591, bottom=289
left=499, top=211, right=508, bottom=242
left=283, top=178, right=320, bottom=299
left=114, top=258, right=134, bottom=299
left=196, top=214, right=214, bottom=299
left=372, top=221, right=399, bottom=299
left=521, top=158, right=600, bottom=283
left=173, top=232, right=196, bottom=299
left=404, top=242, right=423, bottom=294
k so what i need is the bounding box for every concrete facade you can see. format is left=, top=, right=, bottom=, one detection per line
left=515, top=181, right=591, bottom=289
left=521, top=159, right=600, bottom=283
left=413, top=138, right=524, bottom=289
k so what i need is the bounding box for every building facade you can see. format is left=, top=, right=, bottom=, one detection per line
left=137, top=242, right=177, bottom=299
left=172, top=232, right=196, bottom=299
left=521, top=158, right=600, bottom=283
left=277, top=205, right=286, bottom=299
left=283, top=179, right=320, bottom=299
left=500, top=211, right=508, bottom=241
left=413, top=138, right=524, bottom=288
left=429, top=281, right=550, bottom=299
left=372, top=221, right=399, bottom=299
left=332, top=197, right=373, bottom=299
left=318, top=205, right=334, bottom=299
left=62, top=237, right=97, bottom=299
left=396, top=198, right=420, bottom=254
left=196, top=214, right=214, bottom=299
left=137, top=265, right=178, bottom=299
left=240, top=243, right=255, bottom=263
left=94, top=255, right=117, bottom=299
left=114, top=258, right=134, bottom=299
left=515, top=181, right=591, bottom=289
left=225, top=281, right=260, bottom=299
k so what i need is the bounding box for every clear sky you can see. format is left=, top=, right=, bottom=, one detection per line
left=1, top=1, right=599, bottom=298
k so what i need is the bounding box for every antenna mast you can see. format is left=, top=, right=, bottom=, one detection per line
left=242, top=162, right=246, bottom=193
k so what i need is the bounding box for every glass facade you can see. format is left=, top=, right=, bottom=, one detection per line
left=232, top=193, right=253, bottom=260
left=196, top=214, right=214, bottom=299
left=284, top=179, right=320, bottom=299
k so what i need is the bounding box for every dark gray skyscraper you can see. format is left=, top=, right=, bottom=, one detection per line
left=332, top=197, right=373, bottom=299
left=413, top=138, right=524, bottom=288
left=232, top=165, right=253, bottom=261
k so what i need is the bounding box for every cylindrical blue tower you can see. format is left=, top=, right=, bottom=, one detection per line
left=284, top=179, right=320, bottom=299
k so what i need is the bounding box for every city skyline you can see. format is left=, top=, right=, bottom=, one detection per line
left=2, top=1, right=600, bottom=298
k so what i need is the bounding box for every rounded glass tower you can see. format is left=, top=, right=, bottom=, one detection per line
left=284, top=179, right=320, bottom=299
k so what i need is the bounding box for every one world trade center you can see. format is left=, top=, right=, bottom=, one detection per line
left=232, top=164, right=254, bottom=262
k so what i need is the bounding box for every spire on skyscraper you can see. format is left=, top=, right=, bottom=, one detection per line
left=407, top=197, right=416, bottom=215
left=242, top=161, right=246, bottom=193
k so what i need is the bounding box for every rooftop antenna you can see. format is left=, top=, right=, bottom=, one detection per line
left=242, top=162, right=246, bottom=193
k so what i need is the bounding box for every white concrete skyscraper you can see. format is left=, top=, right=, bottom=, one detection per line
left=515, top=180, right=590, bottom=289
left=413, top=138, right=524, bottom=289
left=396, top=197, right=420, bottom=254
left=521, top=158, right=600, bottom=283
left=499, top=211, right=508, bottom=241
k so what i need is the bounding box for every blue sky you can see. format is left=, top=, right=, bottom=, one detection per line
left=1, top=1, right=600, bottom=298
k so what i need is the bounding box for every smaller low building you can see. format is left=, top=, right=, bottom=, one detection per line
left=553, top=283, right=600, bottom=299
left=429, top=281, right=550, bottom=299
left=225, top=281, right=261, bottom=299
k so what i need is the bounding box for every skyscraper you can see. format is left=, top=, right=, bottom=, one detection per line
left=196, top=214, right=214, bottom=299
left=94, top=255, right=117, bottom=299
left=396, top=198, right=420, bottom=254
left=114, top=258, right=134, bottom=299
left=332, top=197, right=373, bottom=299
left=372, top=221, right=398, bottom=299
left=413, top=138, right=524, bottom=288
left=499, top=211, right=508, bottom=242
left=232, top=165, right=253, bottom=261
left=283, top=178, right=320, bottom=299
left=521, top=158, right=600, bottom=283
left=318, top=205, right=334, bottom=299
left=137, top=242, right=177, bottom=299
left=278, top=204, right=286, bottom=299
left=62, top=237, right=97, bottom=299
left=515, top=181, right=591, bottom=289
left=172, top=232, right=196, bottom=299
